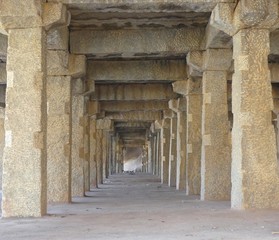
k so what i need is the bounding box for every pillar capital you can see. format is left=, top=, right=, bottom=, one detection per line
left=96, top=118, right=113, bottom=131
left=210, top=1, right=279, bottom=37
left=187, top=51, right=203, bottom=77
left=168, top=98, right=186, bottom=112
left=203, top=49, right=232, bottom=71
left=172, top=80, right=188, bottom=95
left=0, top=1, right=69, bottom=34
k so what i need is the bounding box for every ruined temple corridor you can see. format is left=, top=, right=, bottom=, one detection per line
left=0, top=173, right=279, bottom=240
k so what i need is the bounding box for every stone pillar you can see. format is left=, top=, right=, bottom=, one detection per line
left=0, top=108, right=4, bottom=190
left=231, top=28, right=279, bottom=208
left=161, top=117, right=171, bottom=184
left=47, top=25, right=72, bottom=203
left=89, top=117, right=98, bottom=188
left=96, top=127, right=103, bottom=184
left=2, top=27, right=47, bottom=217
left=83, top=112, right=90, bottom=192
left=168, top=111, right=177, bottom=187
left=201, top=49, right=232, bottom=201
left=147, top=139, right=152, bottom=173
left=186, top=78, right=202, bottom=195
left=177, top=108, right=187, bottom=190
left=71, top=78, right=85, bottom=197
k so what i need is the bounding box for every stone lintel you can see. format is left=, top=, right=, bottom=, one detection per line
left=87, top=60, right=187, bottom=82
left=172, top=80, right=188, bottom=95
left=99, top=100, right=168, bottom=112
left=92, top=84, right=179, bottom=101
left=70, top=28, right=204, bottom=55
left=106, top=111, right=162, bottom=121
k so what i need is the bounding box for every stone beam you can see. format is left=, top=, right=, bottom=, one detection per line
left=93, top=84, right=179, bottom=101
left=87, top=60, right=187, bottom=82
left=99, top=101, right=169, bottom=112
left=49, top=0, right=234, bottom=13
left=70, top=28, right=204, bottom=56
left=106, top=111, right=162, bottom=121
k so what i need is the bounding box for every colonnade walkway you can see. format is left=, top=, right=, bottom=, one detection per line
left=0, top=173, right=278, bottom=240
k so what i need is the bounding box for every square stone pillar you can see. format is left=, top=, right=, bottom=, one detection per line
left=176, top=110, right=187, bottom=190
left=83, top=113, right=90, bottom=192
left=169, top=112, right=177, bottom=187
left=186, top=78, right=202, bottom=195
left=71, top=78, right=85, bottom=197
left=161, top=118, right=171, bottom=184
left=96, top=128, right=103, bottom=184
left=102, top=130, right=109, bottom=180
left=2, top=28, right=47, bottom=217
left=47, top=76, right=72, bottom=203
left=201, top=49, right=232, bottom=201
left=232, top=29, right=279, bottom=209
left=89, top=118, right=97, bottom=188
left=147, top=139, right=152, bottom=174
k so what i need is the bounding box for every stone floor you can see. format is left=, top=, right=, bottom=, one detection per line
left=0, top=173, right=279, bottom=240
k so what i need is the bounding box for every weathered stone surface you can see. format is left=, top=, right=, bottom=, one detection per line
left=232, top=29, right=279, bottom=209
left=71, top=78, right=85, bottom=197
left=0, top=108, right=4, bottom=190
left=201, top=71, right=231, bottom=201
left=0, top=84, right=6, bottom=104
left=87, top=60, right=187, bottom=82
left=47, top=76, right=72, bottom=203
left=2, top=28, right=47, bottom=217
left=0, top=63, right=6, bottom=83
left=70, top=28, right=204, bottom=56
left=93, top=84, right=179, bottom=101
left=202, top=49, right=232, bottom=71
left=88, top=101, right=100, bottom=116
left=168, top=113, right=177, bottom=187
left=47, top=26, right=69, bottom=51
left=99, top=100, right=168, bottom=113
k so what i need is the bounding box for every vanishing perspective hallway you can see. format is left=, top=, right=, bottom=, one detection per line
left=0, top=174, right=278, bottom=240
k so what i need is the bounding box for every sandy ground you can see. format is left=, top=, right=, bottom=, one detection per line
left=0, top=173, right=279, bottom=240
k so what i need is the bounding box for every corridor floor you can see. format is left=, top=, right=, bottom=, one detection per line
left=0, top=173, right=278, bottom=240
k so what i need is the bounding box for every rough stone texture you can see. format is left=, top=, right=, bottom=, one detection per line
left=202, top=49, right=232, bottom=71
left=89, top=118, right=97, bottom=188
left=204, top=24, right=232, bottom=49
left=168, top=113, right=177, bottom=188
left=100, top=101, right=168, bottom=113
left=186, top=80, right=202, bottom=196
left=71, top=78, right=85, bottom=197
left=70, top=28, right=204, bottom=56
left=47, top=76, right=72, bottom=203
left=47, top=26, right=69, bottom=51
left=95, top=128, right=103, bottom=185
left=231, top=29, right=279, bottom=209
left=93, top=84, right=179, bottom=101
left=2, top=28, right=47, bottom=217
left=87, top=60, right=186, bottom=82
left=0, top=63, right=6, bottom=84
left=201, top=70, right=231, bottom=201
left=0, top=108, right=4, bottom=190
